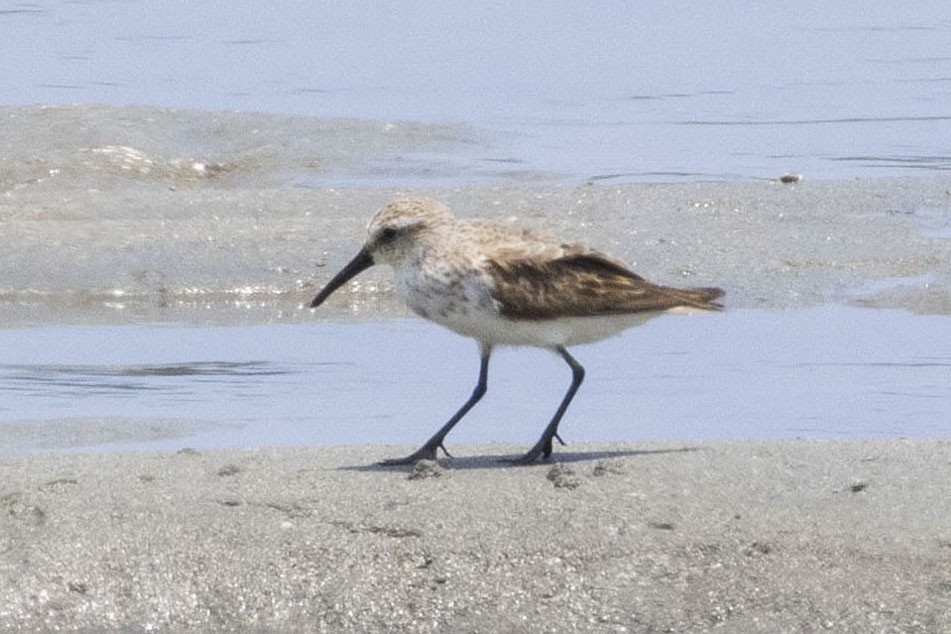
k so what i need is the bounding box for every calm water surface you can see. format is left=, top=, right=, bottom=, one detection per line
left=1, top=307, right=948, bottom=455
left=2, top=2, right=950, bottom=182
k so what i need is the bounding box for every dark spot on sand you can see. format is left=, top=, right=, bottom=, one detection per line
left=365, top=525, right=422, bottom=539
left=417, top=554, right=435, bottom=569
left=264, top=501, right=311, bottom=519
left=745, top=541, right=774, bottom=556
left=547, top=464, right=581, bottom=489
left=409, top=460, right=445, bottom=480
left=648, top=521, right=675, bottom=531
left=67, top=581, right=88, bottom=594
left=330, top=519, right=422, bottom=539
left=850, top=481, right=868, bottom=493
left=217, top=464, right=241, bottom=477
left=592, top=459, right=625, bottom=476
left=1, top=492, right=47, bottom=525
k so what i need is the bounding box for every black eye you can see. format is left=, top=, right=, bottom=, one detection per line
left=380, top=227, right=398, bottom=243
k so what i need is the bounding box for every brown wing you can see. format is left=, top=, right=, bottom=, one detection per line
left=486, top=252, right=724, bottom=320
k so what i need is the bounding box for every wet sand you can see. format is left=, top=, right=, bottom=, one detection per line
left=2, top=440, right=950, bottom=632
left=3, top=173, right=951, bottom=326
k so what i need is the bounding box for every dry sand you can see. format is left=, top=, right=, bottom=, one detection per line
left=2, top=441, right=950, bottom=632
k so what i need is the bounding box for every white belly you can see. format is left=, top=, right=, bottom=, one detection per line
left=393, top=261, right=660, bottom=348
left=435, top=310, right=659, bottom=347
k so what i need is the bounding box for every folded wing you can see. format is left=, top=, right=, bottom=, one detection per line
left=486, top=251, right=724, bottom=320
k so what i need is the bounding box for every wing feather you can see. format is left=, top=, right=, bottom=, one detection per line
left=486, top=252, right=723, bottom=320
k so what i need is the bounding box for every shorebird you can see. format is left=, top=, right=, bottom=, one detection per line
left=311, top=198, right=723, bottom=465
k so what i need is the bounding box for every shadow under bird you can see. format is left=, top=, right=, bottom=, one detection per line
left=311, top=198, right=724, bottom=465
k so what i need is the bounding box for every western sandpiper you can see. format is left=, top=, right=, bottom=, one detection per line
left=311, top=197, right=723, bottom=465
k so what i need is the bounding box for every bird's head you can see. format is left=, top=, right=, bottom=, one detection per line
left=310, top=198, right=453, bottom=309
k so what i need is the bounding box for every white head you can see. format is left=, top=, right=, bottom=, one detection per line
left=363, top=198, right=453, bottom=267
left=310, top=198, right=454, bottom=308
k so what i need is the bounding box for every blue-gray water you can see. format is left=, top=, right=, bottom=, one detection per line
left=1, top=307, right=948, bottom=455
left=2, top=1, right=950, bottom=183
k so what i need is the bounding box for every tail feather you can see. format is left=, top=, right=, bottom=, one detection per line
left=668, top=286, right=725, bottom=311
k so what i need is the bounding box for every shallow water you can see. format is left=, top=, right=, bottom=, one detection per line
left=1, top=307, right=948, bottom=456
left=3, top=2, right=950, bottom=183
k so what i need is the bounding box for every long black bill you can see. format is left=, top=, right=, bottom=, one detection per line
left=310, top=248, right=375, bottom=308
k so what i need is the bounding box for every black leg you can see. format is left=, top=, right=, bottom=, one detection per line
left=379, top=346, right=491, bottom=465
left=512, top=346, right=585, bottom=465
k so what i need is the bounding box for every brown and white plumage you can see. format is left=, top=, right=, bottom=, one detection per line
left=311, top=197, right=724, bottom=464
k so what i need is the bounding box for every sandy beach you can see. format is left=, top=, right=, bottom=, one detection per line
left=1, top=440, right=949, bottom=632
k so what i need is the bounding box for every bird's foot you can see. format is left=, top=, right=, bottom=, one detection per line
left=503, top=433, right=565, bottom=466
left=378, top=441, right=452, bottom=466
